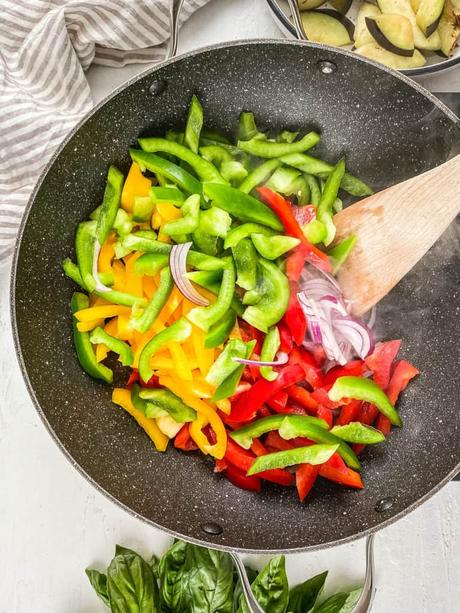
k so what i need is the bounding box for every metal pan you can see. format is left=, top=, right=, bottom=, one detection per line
left=11, top=26, right=460, bottom=555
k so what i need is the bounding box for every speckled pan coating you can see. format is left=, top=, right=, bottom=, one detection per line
left=11, top=41, right=460, bottom=553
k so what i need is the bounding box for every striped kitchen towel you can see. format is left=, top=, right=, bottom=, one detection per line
left=0, top=0, right=209, bottom=263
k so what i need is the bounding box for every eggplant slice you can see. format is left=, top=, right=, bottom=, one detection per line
left=354, top=2, right=382, bottom=48
left=415, top=0, right=445, bottom=37
left=356, top=41, right=426, bottom=68
left=300, top=10, right=352, bottom=46
left=438, top=0, right=460, bottom=56
left=377, top=0, right=441, bottom=50
left=366, top=14, right=415, bottom=57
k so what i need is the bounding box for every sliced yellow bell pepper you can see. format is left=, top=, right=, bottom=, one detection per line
left=229, top=320, right=242, bottom=340
left=156, top=202, right=182, bottom=222
left=117, top=315, right=134, bottom=343
left=151, top=210, right=162, bottom=230
left=123, top=252, right=144, bottom=297
left=104, top=317, right=119, bottom=337
left=112, top=260, right=126, bottom=292
left=90, top=295, right=111, bottom=307
left=77, top=318, right=104, bottom=332
left=191, top=327, right=215, bottom=378
left=74, top=305, right=131, bottom=322
left=188, top=376, right=215, bottom=399
left=159, top=376, right=226, bottom=459
left=215, top=398, right=231, bottom=415
left=121, top=162, right=152, bottom=213
left=143, top=275, right=158, bottom=300
left=98, top=233, right=116, bottom=275
left=159, top=287, right=182, bottom=324
left=96, top=343, right=109, bottom=363
left=133, top=319, right=166, bottom=368
left=167, top=342, right=193, bottom=381
left=112, top=388, right=168, bottom=452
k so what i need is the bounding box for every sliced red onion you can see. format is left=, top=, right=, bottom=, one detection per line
left=92, top=241, right=111, bottom=293
left=332, top=315, right=375, bottom=359
left=232, top=353, right=289, bottom=367
left=169, top=242, right=210, bottom=306
left=365, top=306, right=377, bottom=330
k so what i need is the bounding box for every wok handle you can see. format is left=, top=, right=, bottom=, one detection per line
left=168, top=0, right=185, bottom=59
left=285, top=0, right=308, bottom=40
left=230, top=553, right=265, bottom=613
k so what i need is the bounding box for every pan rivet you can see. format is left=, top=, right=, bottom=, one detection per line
left=375, top=497, right=394, bottom=512
left=149, top=79, right=168, bottom=96
left=201, top=522, right=223, bottom=535
left=317, top=60, right=337, bottom=74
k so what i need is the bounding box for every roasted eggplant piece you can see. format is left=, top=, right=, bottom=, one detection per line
left=300, top=10, right=352, bottom=46
left=298, top=0, right=326, bottom=8
left=366, top=14, right=415, bottom=57
left=414, top=0, right=445, bottom=37
left=354, top=2, right=382, bottom=48
left=356, top=42, right=426, bottom=68
left=330, top=0, right=353, bottom=15
left=438, top=0, right=460, bottom=56
left=377, top=0, right=441, bottom=50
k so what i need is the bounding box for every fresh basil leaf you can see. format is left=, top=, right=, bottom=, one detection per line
left=158, top=540, right=234, bottom=612
left=338, top=588, right=362, bottom=613
left=150, top=554, right=160, bottom=580
left=288, top=570, right=328, bottom=613
left=108, top=546, right=160, bottom=613
left=312, top=592, right=350, bottom=613
left=232, top=567, right=259, bottom=612
left=85, top=568, right=110, bottom=607
left=115, top=544, right=138, bottom=557
left=237, top=555, right=289, bottom=613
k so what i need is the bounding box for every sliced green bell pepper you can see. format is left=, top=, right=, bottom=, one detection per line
left=199, top=145, right=233, bottom=166
left=205, top=338, right=248, bottom=387
left=139, top=388, right=196, bottom=422
left=238, top=159, right=281, bottom=194
left=133, top=253, right=169, bottom=276
left=259, top=326, right=281, bottom=381
left=237, top=111, right=260, bottom=141
left=132, top=196, right=154, bottom=222
left=231, top=414, right=328, bottom=449
left=302, top=219, right=327, bottom=245
left=129, top=149, right=202, bottom=195
left=199, top=206, right=232, bottom=238
left=184, top=94, right=203, bottom=154
left=131, top=266, right=173, bottom=333
left=185, top=273, right=244, bottom=316
left=328, top=376, right=402, bottom=427
left=162, top=194, right=200, bottom=236
left=204, top=310, right=236, bottom=349
left=138, top=318, right=192, bottom=383
left=220, top=160, right=248, bottom=186
left=331, top=422, right=385, bottom=444
left=113, top=208, right=133, bottom=236
left=131, top=383, right=149, bottom=414
left=150, top=186, right=185, bottom=206
left=238, top=132, right=320, bottom=158
left=211, top=340, right=256, bottom=402
left=328, top=235, right=357, bottom=273
left=63, top=258, right=85, bottom=288
left=96, top=165, right=124, bottom=246
left=317, top=159, right=346, bottom=246
left=232, top=238, right=258, bottom=291
left=277, top=130, right=299, bottom=143
left=251, top=233, right=300, bottom=259
left=89, top=326, right=134, bottom=367
left=247, top=444, right=338, bottom=475
left=203, top=183, right=283, bottom=231
left=224, top=222, right=276, bottom=249
left=305, top=174, right=321, bottom=205
left=75, top=220, right=97, bottom=292
left=70, top=293, right=113, bottom=383
left=192, top=227, right=219, bottom=256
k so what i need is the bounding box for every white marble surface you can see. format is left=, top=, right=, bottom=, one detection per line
left=1, top=1, right=459, bottom=611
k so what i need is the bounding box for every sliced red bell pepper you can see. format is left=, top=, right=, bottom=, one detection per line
left=278, top=321, right=294, bottom=353
left=287, top=385, right=319, bottom=412
left=258, top=405, right=272, bottom=418
left=319, top=461, right=363, bottom=489
left=230, top=382, right=252, bottom=401
left=353, top=402, right=380, bottom=455
left=292, top=204, right=316, bottom=227
left=126, top=369, right=139, bottom=388
left=324, top=360, right=365, bottom=386
left=225, top=438, right=294, bottom=486
left=326, top=452, right=347, bottom=471
left=257, top=187, right=332, bottom=272
left=265, top=431, right=295, bottom=451
left=286, top=244, right=310, bottom=282
left=316, top=405, right=334, bottom=428
left=224, top=463, right=262, bottom=492
left=365, top=340, right=401, bottom=389
left=270, top=403, right=308, bottom=416
left=282, top=281, right=307, bottom=346
left=251, top=438, right=268, bottom=456
left=267, top=390, right=288, bottom=412
left=290, top=347, right=324, bottom=389
left=296, top=464, right=320, bottom=502
left=174, top=424, right=198, bottom=452
left=239, top=321, right=264, bottom=355
left=311, top=387, right=343, bottom=409
left=230, top=363, right=305, bottom=423
left=386, top=360, right=420, bottom=405
left=214, top=458, right=228, bottom=473
left=335, top=399, right=362, bottom=426
left=376, top=414, right=392, bottom=436
left=309, top=344, right=327, bottom=367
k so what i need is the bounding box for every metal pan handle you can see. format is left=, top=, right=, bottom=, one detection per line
left=230, top=553, right=265, bottom=613
left=168, top=0, right=186, bottom=59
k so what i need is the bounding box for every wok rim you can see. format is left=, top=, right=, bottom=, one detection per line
left=10, top=38, right=460, bottom=554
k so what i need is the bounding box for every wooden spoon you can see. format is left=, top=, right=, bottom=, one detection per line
left=333, top=154, right=460, bottom=316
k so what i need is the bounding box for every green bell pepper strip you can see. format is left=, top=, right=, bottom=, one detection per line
left=199, top=136, right=241, bottom=156
left=133, top=253, right=169, bottom=276
left=131, top=383, right=148, bottom=414
left=166, top=129, right=185, bottom=144
left=232, top=239, right=258, bottom=291
left=276, top=130, right=299, bottom=143
left=132, top=196, right=154, bottom=222
left=230, top=414, right=329, bottom=449
left=317, top=159, right=346, bottom=246
left=138, top=138, right=226, bottom=184
left=205, top=338, right=248, bottom=387
left=201, top=129, right=231, bottom=144
left=242, top=258, right=289, bottom=333
left=333, top=197, right=343, bottom=213
left=162, top=194, right=200, bottom=236
left=302, top=219, right=327, bottom=245
left=89, top=204, right=101, bottom=220
left=113, top=208, right=133, bottom=236
left=199, top=207, right=232, bottom=238
left=185, top=270, right=222, bottom=286
left=63, top=258, right=85, bottom=288
left=187, top=259, right=236, bottom=331
left=129, top=149, right=202, bottom=195
left=278, top=415, right=361, bottom=469
left=238, top=159, right=281, bottom=194
left=76, top=220, right=97, bottom=291
left=94, top=289, right=147, bottom=308
left=185, top=274, right=244, bottom=316
left=237, top=111, right=260, bottom=141
left=328, top=235, right=357, bottom=273
left=192, top=227, right=219, bottom=256
left=204, top=310, right=236, bottom=349
left=305, top=174, right=321, bottom=205
left=220, top=160, right=248, bottom=186
left=280, top=153, right=373, bottom=197
left=89, top=326, right=134, bottom=367
left=259, top=326, right=281, bottom=381
left=184, top=94, right=203, bottom=153
left=237, top=132, right=320, bottom=158
left=150, top=186, right=185, bottom=206
left=251, top=233, right=300, bottom=260
left=331, top=422, right=385, bottom=444
left=131, top=266, right=173, bottom=333
left=138, top=318, right=192, bottom=383
left=329, top=376, right=402, bottom=427
left=70, top=293, right=113, bottom=383
left=247, top=444, right=339, bottom=476
left=212, top=340, right=256, bottom=402
left=199, top=145, right=233, bottom=166
left=96, top=165, right=124, bottom=246
left=203, top=183, right=283, bottom=231
left=114, top=240, right=133, bottom=260
left=224, top=222, right=276, bottom=249
left=266, top=166, right=301, bottom=194
left=139, top=388, right=196, bottom=422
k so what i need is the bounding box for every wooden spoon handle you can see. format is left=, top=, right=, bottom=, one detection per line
left=334, top=154, right=460, bottom=316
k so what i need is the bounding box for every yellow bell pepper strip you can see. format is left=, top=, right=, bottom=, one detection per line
left=251, top=234, right=300, bottom=260
left=156, top=201, right=182, bottom=222
left=70, top=293, right=113, bottom=383
left=138, top=138, right=226, bottom=184
left=139, top=318, right=192, bottom=382
left=142, top=275, right=158, bottom=300
left=162, top=194, right=200, bottom=237
left=112, top=260, right=126, bottom=291
left=134, top=254, right=169, bottom=276
left=116, top=315, right=134, bottom=343
left=89, top=327, right=134, bottom=367
left=215, top=398, right=231, bottom=415
left=188, top=377, right=215, bottom=399
left=205, top=310, right=236, bottom=349
left=131, top=266, right=174, bottom=333
left=191, top=327, right=215, bottom=377
left=223, top=222, right=277, bottom=249
left=205, top=339, right=248, bottom=387
left=98, top=235, right=116, bottom=275
left=237, top=131, right=320, bottom=158
left=159, top=375, right=226, bottom=459
left=121, top=162, right=152, bottom=213
left=112, top=388, right=168, bottom=451
left=96, top=343, right=109, bottom=363
left=139, top=388, right=196, bottom=422
left=130, top=149, right=202, bottom=195
left=329, top=376, right=402, bottom=427
left=104, top=317, right=119, bottom=337
left=76, top=318, right=105, bottom=333
left=123, top=252, right=144, bottom=297
left=185, top=94, right=204, bottom=153
left=96, top=165, right=124, bottom=246
left=74, top=305, right=132, bottom=322
left=247, top=444, right=338, bottom=476
left=167, top=341, right=193, bottom=381
left=188, top=259, right=236, bottom=331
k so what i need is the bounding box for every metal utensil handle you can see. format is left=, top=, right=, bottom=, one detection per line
left=352, top=534, right=376, bottom=613
left=230, top=553, right=265, bottom=613
left=168, top=0, right=186, bottom=59
left=285, top=0, right=308, bottom=40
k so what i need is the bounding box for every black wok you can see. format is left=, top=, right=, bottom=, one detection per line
left=12, top=40, right=460, bottom=553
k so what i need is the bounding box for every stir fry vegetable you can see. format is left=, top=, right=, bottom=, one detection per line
left=64, top=96, right=419, bottom=502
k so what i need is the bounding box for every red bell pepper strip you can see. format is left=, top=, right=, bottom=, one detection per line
left=311, top=387, right=343, bottom=410
left=230, top=363, right=305, bottom=423
left=324, top=360, right=365, bottom=386
left=290, top=347, right=324, bottom=389
left=292, top=204, right=316, bottom=227
left=377, top=360, right=420, bottom=436
left=267, top=390, right=288, bottom=412
left=251, top=438, right=269, bottom=457
left=230, top=382, right=252, bottom=401
left=282, top=282, right=307, bottom=346
left=126, top=369, right=139, bottom=388
left=296, top=464, right=320, bottom=502
left=335, top=399, right=362, bottom=426
left=365, top=340, right=401, bottom=389
left=316, top=406, right=334, bottom=428
left=376, top=414, right=392, bottom=437
left=286, top=244, right=310, bottom=282
left=257, top=187, right=332, bottom=272
left=270, top=403, right=308, bottom=416
left=214, top=458, right=228, bottom=473
left=353, top=402, right=380, bottom=455
left=287, top=385, right=319, bottom=412
left=225, top=438, right=294, bottom=486
left=224, top=463, right=262, bottom=492
left=319, top=460, right=363, bottom=489
left=278, top=321, right=294, bottom=353
left=174, top=424, right=198, bottom=451
left=258, top=405, right=272, bottom=418
left=265, top=431, right=295, bottom=451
